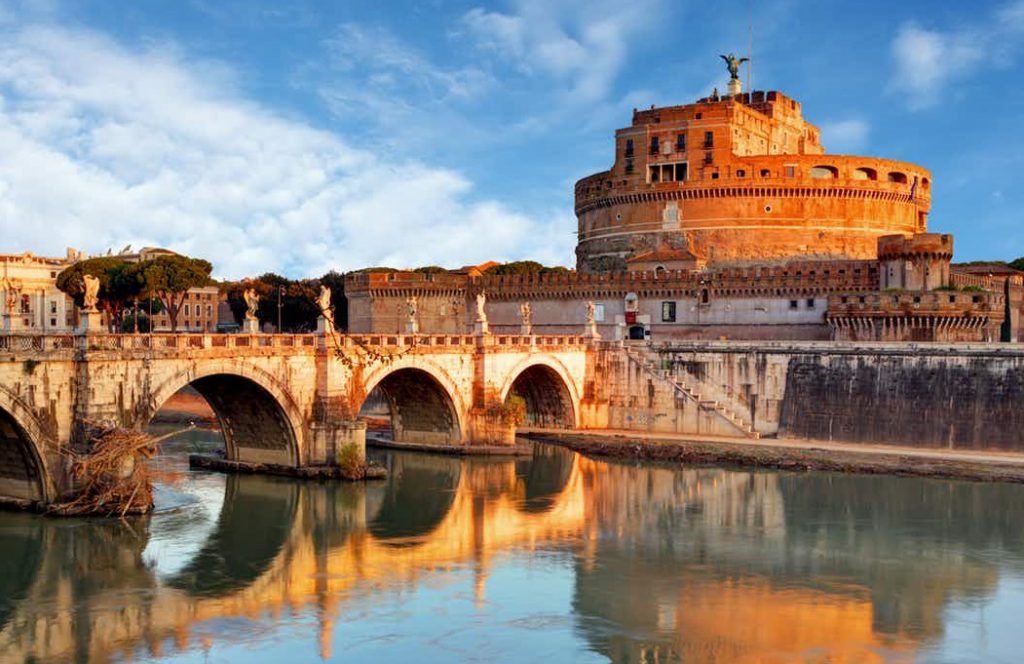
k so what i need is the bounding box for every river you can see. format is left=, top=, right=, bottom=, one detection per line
left=2, top=430, right=1024, bottom=663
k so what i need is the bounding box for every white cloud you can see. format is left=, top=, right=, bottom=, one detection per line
left=0, top=23, right=574, bottom=278
left=819, top=118, right=870, bottom=154
left=890, top=2, right=1024, bottom=109
left=457, top=0, right=663, bottom=104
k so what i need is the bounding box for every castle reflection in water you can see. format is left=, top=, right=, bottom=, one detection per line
left=3, top=444, right=1024, bottom=662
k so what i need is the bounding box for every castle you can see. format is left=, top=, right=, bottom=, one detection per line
left=347, top=64, right=1022, bottom=343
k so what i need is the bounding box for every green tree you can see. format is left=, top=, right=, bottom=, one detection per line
left=414, top=265, right=448, bottom=274
left=1010, top=257, right=1024, bottom=271
left=483, top=261, right=571, bottom=276
left=56, top=257, right=143, bottom=330
left=220, top=274, right=320, bottom=332
left=132, top=255, right=213, bottom=332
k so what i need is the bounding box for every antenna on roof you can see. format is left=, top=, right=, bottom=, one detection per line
left=747, top=1, right=754, bottom=93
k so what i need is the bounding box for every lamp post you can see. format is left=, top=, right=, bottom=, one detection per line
left=277, top=285, right=284, bottom=333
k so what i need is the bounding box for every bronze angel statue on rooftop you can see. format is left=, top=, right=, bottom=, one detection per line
left=720, top=53, right=749, bottom=80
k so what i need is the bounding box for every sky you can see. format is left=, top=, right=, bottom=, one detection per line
left=0, top=0, right=1021, bottom=279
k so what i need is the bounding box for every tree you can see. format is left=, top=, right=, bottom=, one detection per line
left=133, top=255, right=213, bottom=332
left=1010, top=257, right=1024, bottom=272
left=220, top=273, right=320, bottom=332
left=483, top=261, right=571, bottom=276
left=414, top=266, right=448, bottom=274
left=56, top=257, right=143, bottom=330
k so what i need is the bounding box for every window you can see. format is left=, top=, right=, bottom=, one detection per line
left=50, top=318, right=56, bottom=327
left=184, top=304, right=190, bottom=316
left=207, top=305, right=212, bottom=317
left=20, top=295, right=29, bottom=313
left=676, top=133, right=686, bottom=151
left=785, top=165, right=797, bottom=177
left=760, top=168, right=771, bottom=177
left=887, top=171, right=908, bottom=184
left=736, top=169, right=746, bottom=178
left=649, top=162, right=687, bottom=183
left=695, top=112, right=702, bottom=119
left=594, top=304, right=605, bottom=322
left=852, top=167, right=877, bottom=181
left=700, top=288, right=710, bottom=304
left=649, top=136, right=659, bottom=155
left=49, top=301, right=57, bottom=314
left=789, top=300, right=798, bottom=310
left=661, top=301, right=677, bottom=322
left=625, top=139, right=634, bottom=157
left=840, top=296, right=848, bottom=304
left=810, top=165, right=838, bottom=179
left=625, top=158, right=634, bottom=174
left=50, top=271, right=56, bottom=278
left=858, top=296, right=866, bottom=304
left=949, top=295, right=956, bottom=304
left=806, top=298, right=815, bottom=308
left=704, top=131, right=714, bottom=148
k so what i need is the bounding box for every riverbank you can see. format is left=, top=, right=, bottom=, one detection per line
left=367, top=435, right=532, bottom=457
left=523, top=429, right=1024, bottom=484
left=189, top=453, right=387, bottom=480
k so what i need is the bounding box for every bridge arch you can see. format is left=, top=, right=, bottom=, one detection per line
left=360, top=359, right=468, bottom=446
left=0, top=387, right=53, bottom=504
left=500, top=356, right=580, bottom=430
left=141, top=361, right=304, bottom=467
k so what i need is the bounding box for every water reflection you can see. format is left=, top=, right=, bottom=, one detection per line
left=2, top=444, right=1024, bottom=662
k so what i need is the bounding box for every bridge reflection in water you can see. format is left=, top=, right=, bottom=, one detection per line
left=3, top=446, right=1024, bottom=662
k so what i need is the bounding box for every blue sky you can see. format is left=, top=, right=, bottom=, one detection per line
left=0, top=0, right=1021, bottom=278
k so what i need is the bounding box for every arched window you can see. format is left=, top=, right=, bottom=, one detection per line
left=888, top=171, right=908, bottom=184
left=921, top=177, right=930, bottom=189
left=810, top=165, right=838, bottom=179
left=759, top=168, right=771, bottom=177
left=852, top=167, right=877, bottom=181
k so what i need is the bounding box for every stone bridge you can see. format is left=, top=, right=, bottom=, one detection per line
left=0, top=331, right=600, bottom=505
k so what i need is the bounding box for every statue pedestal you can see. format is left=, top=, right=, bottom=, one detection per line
left=242, top=317, right=260, bottom=334
left=520, top=324, right=533, bottom=336
left=474, top=320, right=489, bottom=336
left=317, top=316, right=333, bottom=335
left=727, top=78, right=742, bottom=97
left=405, top=320, right=419, bottom=335
left=584, top=323, right=601, bottom=340
left=76, top=309, right=103, bottom=335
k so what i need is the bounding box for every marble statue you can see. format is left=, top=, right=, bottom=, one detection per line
left=317, top=285, right=334, bottom=324
left=476, top=292, right=487, bottom=322
left=82, top=274, right=100, bottom=311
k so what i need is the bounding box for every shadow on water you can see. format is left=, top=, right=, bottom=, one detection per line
left=367, top=451, right=461, bottom=545
left=167, top=474, right=300, bottom=598
left=0, top=513, right=44, bottom=629
left=514, top=443, right=575, bottom=513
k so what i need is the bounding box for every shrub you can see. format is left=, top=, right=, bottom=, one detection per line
left=336, top=442, right=365, bottom=479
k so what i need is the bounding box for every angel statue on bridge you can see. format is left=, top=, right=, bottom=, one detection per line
left=82, top=274, right=100, bottom=311
left=317, top=285, right=334, bottom=327
left=243, top=288, right=260, bottom=321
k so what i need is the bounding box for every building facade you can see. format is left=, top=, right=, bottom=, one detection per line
left=0, top=250, right=80, bottom=332
left=575, top=90, right=930, bottom=272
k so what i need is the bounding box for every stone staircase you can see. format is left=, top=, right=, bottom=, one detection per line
left=624, top=347, right=761, bottom=439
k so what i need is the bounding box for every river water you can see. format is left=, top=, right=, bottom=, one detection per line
left=3, top=432, right=1024, bottom=663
